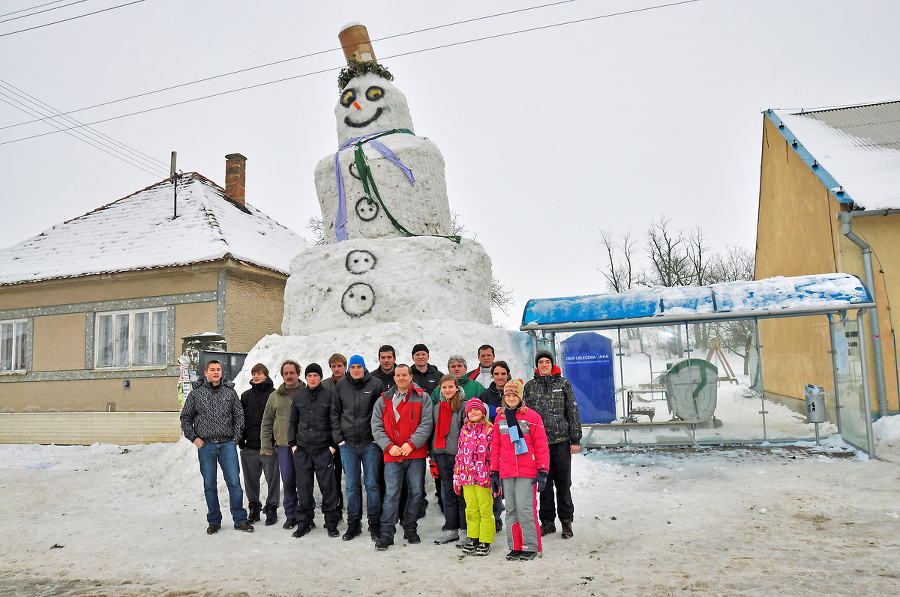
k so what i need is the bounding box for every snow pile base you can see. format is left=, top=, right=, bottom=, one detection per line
left=235, top=320, right=531, bottom=392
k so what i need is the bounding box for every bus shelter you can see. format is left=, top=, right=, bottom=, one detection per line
left=520, top=273, right=879, bottom=455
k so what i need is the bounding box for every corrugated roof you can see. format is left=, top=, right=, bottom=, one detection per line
left=768, top=101, right=900, bottom=210
left=0, top=173, right=310, bottom=285
left=520, top=273, right=873, bottom=331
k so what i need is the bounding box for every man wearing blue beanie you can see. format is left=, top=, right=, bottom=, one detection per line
left=331, top=353, right=386, bottom=541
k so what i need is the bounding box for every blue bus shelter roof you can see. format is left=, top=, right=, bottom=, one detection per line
left=521, top=273, right=874, bottom=332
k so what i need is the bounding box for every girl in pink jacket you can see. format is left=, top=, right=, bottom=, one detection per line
left=489, top=379, right=550, bottom=561
left=453, top=397, right=495, bottom=555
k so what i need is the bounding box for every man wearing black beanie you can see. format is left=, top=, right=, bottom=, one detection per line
left=287, top=363, right=341, bottom=539
left=523, top=350, right=582, bottom=540
left=411, top=344, right=443, bottom=395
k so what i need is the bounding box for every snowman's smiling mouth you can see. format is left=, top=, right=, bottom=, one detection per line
left=344, top=107, right=384, bottom=128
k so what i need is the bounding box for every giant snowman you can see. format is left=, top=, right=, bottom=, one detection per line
left=237, top=24, right=529, bottom=387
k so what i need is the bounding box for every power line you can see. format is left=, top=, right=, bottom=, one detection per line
left=0, top=0, right=69, bottom=19
left=0, top=92, right=166, bottom=177
left=0, top=80, right=168, bottom=176
left=0, top=0, right=91, bottom=24
left=1, top=0, right=596, bottom=131
left=0, top=78, right=168, bottom=169
left=0, top=0, right=700, bottom=146
left=0, top=0, right=149, bottom=38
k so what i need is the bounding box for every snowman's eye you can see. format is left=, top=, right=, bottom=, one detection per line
left=340, top=89, right=357, bottom=107
left=366, top=86, right=384, bottom=102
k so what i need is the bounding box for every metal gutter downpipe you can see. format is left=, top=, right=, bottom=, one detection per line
left=839, top=211, right=889, bottom=417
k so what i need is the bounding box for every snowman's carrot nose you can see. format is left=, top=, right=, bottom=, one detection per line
left=353, top=101, right=361, bottom=110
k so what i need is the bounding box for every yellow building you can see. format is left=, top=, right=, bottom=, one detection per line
left=0, top=154, right=309, bottom=443
left=756, top=101, right=900, bottom=419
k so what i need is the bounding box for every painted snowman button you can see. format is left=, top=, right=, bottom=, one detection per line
left=345, top=250, right=376, bottom=274
left=341, top=282, right=375, bottom=317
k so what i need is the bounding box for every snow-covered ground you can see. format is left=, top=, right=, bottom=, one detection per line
left=4, top=421, right=900, bottom=596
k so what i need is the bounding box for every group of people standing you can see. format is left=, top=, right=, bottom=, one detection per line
left=179, top=343, right=583, bottom=561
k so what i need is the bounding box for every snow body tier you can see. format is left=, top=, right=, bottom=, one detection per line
left=282, top=236, right=492, bottom=336
left=314, top=73, right=453, bottom=243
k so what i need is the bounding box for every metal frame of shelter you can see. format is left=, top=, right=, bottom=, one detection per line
left=519, top=273, right=879, bottom=455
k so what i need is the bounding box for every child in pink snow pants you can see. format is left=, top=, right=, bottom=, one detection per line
left=490, top=378, right=550, bottom=561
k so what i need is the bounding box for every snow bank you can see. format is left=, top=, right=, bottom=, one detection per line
left=874, top=413, right=900, bottom=441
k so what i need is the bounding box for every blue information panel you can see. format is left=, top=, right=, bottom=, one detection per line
left=560, top=332, right=616, bottom=424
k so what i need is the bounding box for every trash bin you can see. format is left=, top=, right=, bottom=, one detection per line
left=804, top=385, right=826, bottom=423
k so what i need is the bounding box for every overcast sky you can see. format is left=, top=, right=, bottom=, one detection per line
left=2, top=0, right=899, bottom=328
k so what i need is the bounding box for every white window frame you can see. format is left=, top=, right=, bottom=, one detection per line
left=94, top=308, right=168, bottom=369
left=0, top=318, right=28, bottom=372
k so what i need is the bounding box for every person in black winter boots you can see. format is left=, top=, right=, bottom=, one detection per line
left=331, top=354, right=385, bottom=541
left=523, top=350, right=582, bottom=540
left=288, top=363, right=342, bottom=539
left=239, top=363, right=280, bottom=526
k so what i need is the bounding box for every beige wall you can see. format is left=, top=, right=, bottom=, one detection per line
left=0, top=261, right=293, bottom=427
left=0, top=267, right=219, bottom=311
left=2, top=376, right=180, bottom=412
left=32, top=312, right=85, bottom=371
left=225, top=272, right=286, bottom=352
left=755, top=116, right=900, bottom=414
left=0, top=412, right=181, bottom=445
left=175, top=302, right=219, bottom=346
left=836, top=216, right=900, bottom=412
left=756, top=118, right=839, bottom=279
left=756, top=117, right=841, bottom=409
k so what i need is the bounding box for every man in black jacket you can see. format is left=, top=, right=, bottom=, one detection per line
left=523, top=350, right=583, bottom=540
left=239, top=363, right=280, bottom=526
left=411, top=343, right=443, bottom=395
left=372, top=344, right=397, bottom=395
left=288, top=363, right=341, bottom=539
left=331, top=354, right=385, bottom=541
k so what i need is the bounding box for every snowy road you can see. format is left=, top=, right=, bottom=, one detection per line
left=2, top=439, right=900, bottom=596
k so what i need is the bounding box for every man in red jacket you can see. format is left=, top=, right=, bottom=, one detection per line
left=370, top=364, right=434, bottom=551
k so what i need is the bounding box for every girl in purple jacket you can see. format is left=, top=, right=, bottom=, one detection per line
left=489, top=379, right=550, bottom=561
left=453, top=397, right=495, bottom=555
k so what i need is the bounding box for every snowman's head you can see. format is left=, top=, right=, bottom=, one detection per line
left=335, top=72, right=413, bottom=145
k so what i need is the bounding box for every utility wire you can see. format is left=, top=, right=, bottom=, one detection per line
left=0, top=78, right=168, bottom=170
left=0, top=0, right=149, bottom=38
left=0, top=0, right=699, bottom=146
left=1, top=0, right=599, bottom=130
left=0, top=0, right=91, bottom=24
left=0, top=0, right=69, bottom=19
left=0, top=80, right=168, bottom=176
left=0, top=91, right=166, bottom=177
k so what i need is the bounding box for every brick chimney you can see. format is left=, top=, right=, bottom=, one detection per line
left=224, top=153, right=247, bottom=206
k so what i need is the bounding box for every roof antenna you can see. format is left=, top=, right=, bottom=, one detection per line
left=170, top=151, right=179, bottom=220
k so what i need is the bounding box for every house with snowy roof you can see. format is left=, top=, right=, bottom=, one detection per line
left=756, top=100, right=900, bottom=420
left=0, top=154, right=309, bottom=444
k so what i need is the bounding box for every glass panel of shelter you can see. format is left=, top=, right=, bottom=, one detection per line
left=559, top=316, right=838, bottom=448
left=831, top=312, right=868, bottom=452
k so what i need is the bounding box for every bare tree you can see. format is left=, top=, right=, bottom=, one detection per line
left=685, top=226, right=712, bottom=286
left=646, top=217, right=691, bottom=287
left=599, top=229, right=639, bottom=292
left=306, top=216, right=326, bottom=246
left=450, top=211, right=468, bottom=237
left=491, top=277, right=514, bottom=316
left=708, top=244, right=755, bottom=284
